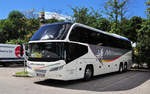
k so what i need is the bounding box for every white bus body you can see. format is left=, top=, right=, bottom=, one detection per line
left=27, top=22, right=132, bottom=81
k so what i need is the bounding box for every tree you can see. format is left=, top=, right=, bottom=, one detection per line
left=24, top=18, right=40, bottom=42
left=0, top=19, right=11, bottom=43
left=45, top=18, right=63, bottom=24
left=145, top=0, right=150, bottom=19
left=119, top=0, right=129, bottom=22
left=93, top=18, right=111, bottom=31
left=8, top=10, right=24, bottom=20
left=104, top=0, right=129, bottom=34
left=135, top=0, right=150, bottom=69
left=0, top=19, right=21, bottom=42
left=72, top=7, right=111, bottom=31
left=136, top=21, right=150, bottom=68
left=118, top=18, right=130, bottom=36
left=72, top=7, right=91, bottom=24
left=6, top=11, right=26, bottom=41
left=122, top=16, right=143, bottom=42
left=0, top=10, right=40, bottom=44
left=72, top=7, right=101, bottom=25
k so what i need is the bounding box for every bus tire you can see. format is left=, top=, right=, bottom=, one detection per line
left=119, top=63, right=123, bottom=73
left=124, top=63, right=128, bottom=72
left=84, top=65, right=93, bottom=81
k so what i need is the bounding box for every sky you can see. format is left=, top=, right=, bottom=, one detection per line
left=0, top=0, right=148, bottom=19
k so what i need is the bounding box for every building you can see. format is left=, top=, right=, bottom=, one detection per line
left=39, top=12, right=72, bottom=21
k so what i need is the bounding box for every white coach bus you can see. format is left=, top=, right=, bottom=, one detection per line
left=27, top=22, right=132, bottom=81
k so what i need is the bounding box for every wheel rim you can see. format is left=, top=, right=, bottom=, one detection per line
left=121, top=67, right=123, bottom=72
left=120, top=65, right=123, bottom=72
left=124, top=64, right=127, bottom=70
left=85, top=68, right=92, bottom=79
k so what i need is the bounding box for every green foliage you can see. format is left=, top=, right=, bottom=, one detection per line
left=104, top=0, right=129, bottom=33
left=24, top=18, right=40, bottom=42
left=0, top=19, right=15, bottom=43
left=45, top=18, right=64, bottom=24
left=93, top=18, right=111, bottom=31
left=134, top=0, right=150, bottom=68
left=72, top=7, right=111, bottom=31
left=146, top=0, right=150, bottom=19
left=6, top=39, right=26, bottom=44
left=122, top=16, right=143, bottom=42
left=0, top=11, right=40, bottom=44
left=104, top=0, right=128, bottom=21
left=0, top=11, right=27, bottom=43
left=72, top=7, right=90, bottom=24
left=136, top=20, right=150, bottom=68
left=0, top=10, right=67, bottom=44
left=8, top=10, right=24, bottom=20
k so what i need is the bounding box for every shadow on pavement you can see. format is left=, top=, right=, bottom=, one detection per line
left=0, top=63, right=24, bottom=68
left=35, top=71, right=150, bottom=92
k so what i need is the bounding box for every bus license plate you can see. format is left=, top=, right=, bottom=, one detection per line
left=36, top=73, right=45, bottom=77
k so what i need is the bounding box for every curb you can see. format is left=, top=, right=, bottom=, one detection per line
left=130, top=69, right=150, bottom=72
left=12, top=74, right=32, bottom=78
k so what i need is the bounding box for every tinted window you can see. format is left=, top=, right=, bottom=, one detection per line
left=69, top=26, right=110, bottom=46
left=69, top=27, right=90, bottom=43
left=97, top=34, right=132, bottom=50
left=28, top=42, right=65, bottom=62
left=66, top=43, right=88, bottom=63
left=31, top=23, right=72, bottom=41
left=69, top=26, right=132, bottom=50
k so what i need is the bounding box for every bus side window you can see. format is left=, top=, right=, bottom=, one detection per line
left=69, top=26, right=91, bottom=44
left=69, top=28, right=79, bottom=41
left=66, top=43, right=88, bottom=63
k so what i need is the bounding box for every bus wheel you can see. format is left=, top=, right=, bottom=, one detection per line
left=84, top=65, right=93, bottom=81
left=124, top=63, right=128, bottom=72
left=119, top=63, right=123, bottom=73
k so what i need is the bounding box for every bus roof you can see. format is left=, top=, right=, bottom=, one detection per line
left=32, top=22, right=130, bottom=42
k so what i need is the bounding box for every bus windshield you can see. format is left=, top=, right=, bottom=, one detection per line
left=30, top=23, right=72, bottom=41
left=28, top=42, right=65, bottom=62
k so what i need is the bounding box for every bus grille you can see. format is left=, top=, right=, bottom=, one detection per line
left=34, top=69, right=46, bottom=73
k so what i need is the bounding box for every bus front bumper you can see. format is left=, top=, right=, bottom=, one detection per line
left=27, top=66, right=71, bottom=81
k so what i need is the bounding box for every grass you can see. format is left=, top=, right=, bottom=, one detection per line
left=15, top=71, right=28, bottom=76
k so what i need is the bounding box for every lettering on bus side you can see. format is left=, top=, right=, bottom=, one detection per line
left=90, top=45, right=129, bottom=62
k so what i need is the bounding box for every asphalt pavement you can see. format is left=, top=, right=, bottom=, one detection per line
left=35, top=70, right=150, bottom=92
left=0, top=66, right=150, bottom=94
